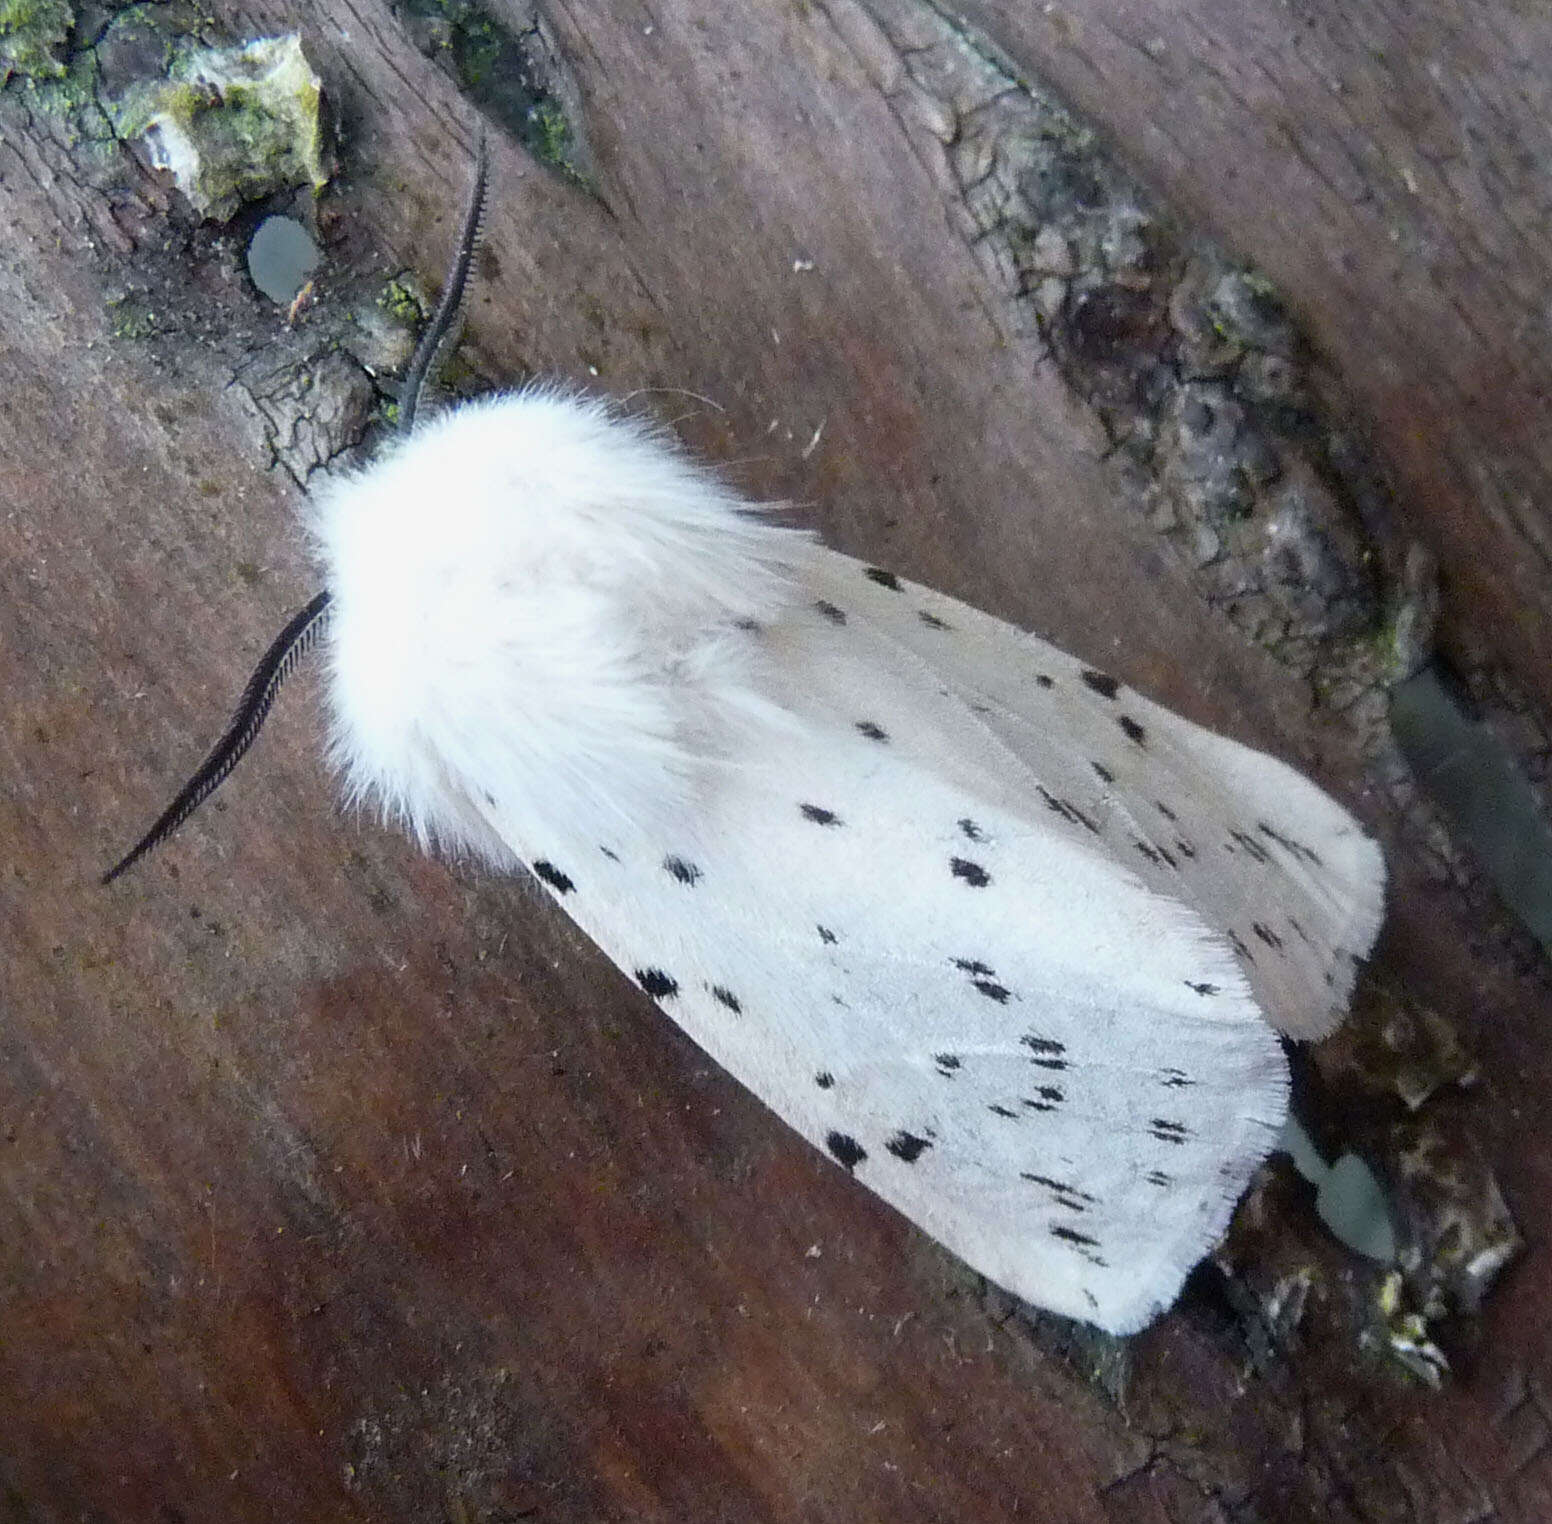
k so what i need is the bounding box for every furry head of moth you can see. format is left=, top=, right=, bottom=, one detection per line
left=108, top=133, right=1385, bottom=1333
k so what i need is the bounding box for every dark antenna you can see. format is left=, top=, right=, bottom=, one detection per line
left=398, top=127, right=489, bottom=435
left=104, top=130, right=492, bottom=883
left=102, top=592, right=333, bottom=884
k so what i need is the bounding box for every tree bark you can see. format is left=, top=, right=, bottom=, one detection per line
left=2, top=1, right=1548, bottom=1519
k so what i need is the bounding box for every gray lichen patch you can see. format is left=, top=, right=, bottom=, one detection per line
left=1389, top=1122, right=1522, bottom=1319
left=1351, top=1134, right=1516, bottom=1386
left=1210, top=1154, right=1461, bottom=1392
left=1256, top=464, right=1378, bottom=640
left=1316, top=980, right=1478, bottom=1114
left=378, top=272, right=429, bottom=327
left=367, top=273, right=485, bottom=417
left=18, top=48, right=114, bottom=159
left=1300, top=967, right=1522, bottom=1342
left=862, top=5, right=1427, bottom=727
left=342, top=283, right=423, bottom=381
left=109, top=32, right=329, bottom=221
left=1366, top=1269, right=1450, bottom=1388
left=104, top=287, right=160, bottom=341
left=0, top=0, right=73, bottom=83
left=998, top=110, right=1381, bottom=672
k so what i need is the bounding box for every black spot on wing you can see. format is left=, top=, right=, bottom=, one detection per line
left=1229, top=829, right=1272, bottom=864
left=815, top=1071, right=835, bottom=1089
left=1118, top=715, right=1147, bottom=746
left=1159, top=1067, right=1196, bottom=1088
left=855, top=720, right=889, bottom=742
left=989, top=1103, right=1019, bottom=1119
left=1228, top=929, right=1254, bottom=962
left=800, top=803, right=843, bottom=826
left=815, top=599, right=847, bottom=625
left=733, top=617, right=761, bottom=633
left=532, top=860, right=575, bottom=894
left=1091, top=761, right=1115, bottom=784
left=973, top=979, right=1012, bottom=1004
left=952, top=957, right=995, bottom=977
left=1021, top=1035, right=1068, bottom=1071
left=957, top=818, right=987, bottom=843
left=1050, top=1223, right=1102, bottom=1250
left=817, top=924, right=838, bottom=945
left=710, top=985, right=742, bottom=1014
left=599, top=846, right=620, bottom=862
left=1022, top=1173, right=1097, bottom=1210
left=950, top=857, right=991, bottom=887
left=1023, top=1086, right=1064, bottom=1112
left=662, top=855, right=702, bottom=885
left=636, top=968, right=679, bottom=999
left=1252, top=920, right=1285, bottom=951
left=933, top=1053, right=962, bottom=1078
left=1080, top=669, right=1120, bottom=700
left=1037, top=785, right=1101, bottom=835
left=886, top=1131, right=932, bottom=1163
left=826, top=1132, right=868, bottom=1172
left=918, top=609, right=952, bottom=630
left=1134, top=838, right=1181, bottom=869
left=1257, top=820, right=1325, bottom=867
left=1145, top=1170, right=1172, bottom=1188
left=864, top=567, right=902, bottom=591
left=1185, top=980, right=1220, bottom=996
left=1156, top=800, right=1178, bottom=823
left=1175, top=839, right=1197, bottom=859
left=1149, top=1118, right=1192, bottom=1145
left=1035, top=674, right=1055, bottom=689
left=1133, top=838, right=1177, bottom=869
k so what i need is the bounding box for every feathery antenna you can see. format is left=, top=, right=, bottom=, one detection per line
left=102, top=592, right=334, bottom=884
left=104, top=131, right=492, bottom=883
left=398, top=128, right=490, bottom=434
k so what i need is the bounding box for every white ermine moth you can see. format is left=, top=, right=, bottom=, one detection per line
left=108, top=135, right=1384, bottom=1333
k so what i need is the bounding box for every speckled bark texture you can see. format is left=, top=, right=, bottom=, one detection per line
left=2, top=1, right=1550, bottom=1519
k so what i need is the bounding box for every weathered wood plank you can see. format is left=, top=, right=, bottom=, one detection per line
left=2, top=1, right=1548, bottom=1518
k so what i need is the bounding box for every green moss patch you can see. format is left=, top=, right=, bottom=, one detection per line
left=0, top=0, right=74, bottom=82
left=111, top=33, right=329, bottom=220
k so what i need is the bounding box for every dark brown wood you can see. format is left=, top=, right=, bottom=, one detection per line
left=961, top=0, right=1552, bottom=721
left=2, top=1, right=1548, bottom=1518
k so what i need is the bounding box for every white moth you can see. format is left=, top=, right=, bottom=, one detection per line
left=110, top=140, right=1385, bottom=1334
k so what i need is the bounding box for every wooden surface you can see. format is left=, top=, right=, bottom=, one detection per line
left=2, top=0, right=1550, bottom=1518
left=964, top=0, right=1552, bottom=718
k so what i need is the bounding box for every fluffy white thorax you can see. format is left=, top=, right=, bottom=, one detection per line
left=310, top=388, right=810, bottom=866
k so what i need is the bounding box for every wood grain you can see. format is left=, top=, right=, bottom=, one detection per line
left=2, top=1, right=1548, bottom=1518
